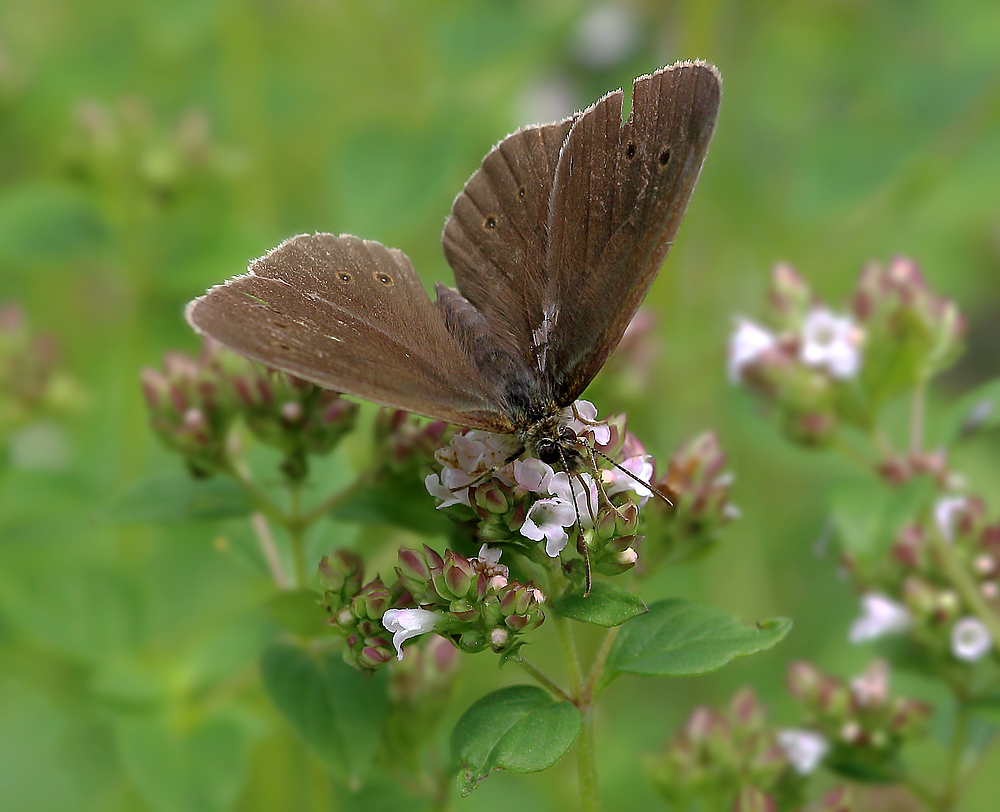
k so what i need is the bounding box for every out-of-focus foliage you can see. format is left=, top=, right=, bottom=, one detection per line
left=0, top=1, right=998, bottom=810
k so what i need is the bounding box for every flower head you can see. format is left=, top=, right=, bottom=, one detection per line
left=951, top=617, right=992, bottom=662
left=934, top=496, right=969, bottom=544
left=520, top=497, right=578, bottom=556
left=728, top=318, right=777, bottom=383
left=799, top=308, right=863, bottom=380
left=777, top=728, right=829, bottom=775
left=849, top=593, right=912, bottom=643
left=382, top=608, right=446, bottom=661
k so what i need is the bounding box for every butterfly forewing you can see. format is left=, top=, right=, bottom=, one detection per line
left=186, top=233, right=514, bottom=432
left=543, top=61, right=721, bottom=405
left=442, top=118, right=577, bottom=381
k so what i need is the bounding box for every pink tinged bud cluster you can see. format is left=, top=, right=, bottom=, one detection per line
left=425, top=400, right=651, bottom=570
left=786, top=659, right=932, bottom=761
left=645, top=687, right=826, bottom=809
left=382, top=544, right=544, bottom=664
left=141, top=339, right=357, bottom=478
left=0, top=302, right=75, bottom=428
left=374, top=409, right=451, bottom=473
left=845, top=494, right=1000, bottom=666
left=642, top=432, right=739, bottom=567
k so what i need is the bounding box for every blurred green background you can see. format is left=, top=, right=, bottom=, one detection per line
left=1, top=0, right=999, bottom=810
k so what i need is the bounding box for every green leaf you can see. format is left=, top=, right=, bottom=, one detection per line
left=451, top=685, right=581, bottom=795
left=606, top=600, right=791, bottom=677
left=260, top=643, right=389, bottom=784
left=552, top=581, right=648, bottom=627
left=937, top=377, right=1000, bottom=444
left=331, top=476, right=451, bottom=536
left=264, top=589, right=334, bottom=638
left=115, top=708, right=256, bottom=812
left=102, top=474, right=255, bottom=525
left=831, top=475, right=934, bottom=561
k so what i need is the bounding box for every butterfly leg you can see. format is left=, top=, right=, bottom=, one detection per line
left=447, top=446, right=526, bottom=493
left=558, top=446, right=593, bottom=596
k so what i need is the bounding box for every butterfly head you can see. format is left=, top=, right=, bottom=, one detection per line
left=522, top=412, right=585, bottom=473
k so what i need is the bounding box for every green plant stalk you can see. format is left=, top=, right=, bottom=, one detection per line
left=518, top=658, right=571, bottom=702
left=910, top=376, right=928, bottom=455
left=225, top=461, right=289, bottom=526
left=577, top=702, right=600, bottom=812
left=554, top=614, right=600, bottom=811
left=940, top=701, right=971, bottom=812
left=297, top=475, right=367, bottom=528
left=288, top=481, right=307, bottom=587
left=555, top=613, right=584, bottom=695
left=587, top=626, right=620, bottom=700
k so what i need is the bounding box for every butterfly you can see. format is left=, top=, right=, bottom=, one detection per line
left=187, top=61, right=720, bottom=487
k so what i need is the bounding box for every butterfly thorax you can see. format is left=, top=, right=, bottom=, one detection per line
left=518, top=405, right=585, bottom=473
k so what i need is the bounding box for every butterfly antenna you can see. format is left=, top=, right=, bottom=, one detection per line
left=557, top=445, right=592, bottom=597
left=589, top=444, right=675, bottom=508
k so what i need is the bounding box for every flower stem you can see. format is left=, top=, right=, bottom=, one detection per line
left=518, top=658, right=571, bottom=702
left=287, top=481, right=308, bottom=587
left=586, top=627, right=620, bottom=699
left=577, top=702, right=600, bottom=812
left=554, top=614, right=600, bottom=810
left=251, top=512, right=290, bottom=588
left=297, top=475, right=367, bottom=527
left=910, top=376, right=927, bottom=455
left=941, top=701, right=971, bottom=811
left=554, top=614, right=583, bottom=694
left=225, top=462, right=289, bottom=526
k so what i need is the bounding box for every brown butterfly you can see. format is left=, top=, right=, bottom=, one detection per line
left=187, top=61, right=720, bottom=480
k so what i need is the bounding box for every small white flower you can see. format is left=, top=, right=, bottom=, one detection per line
left=474, top=544, right=502, bottom=567
left=520, top=498, right=577, bottom=557
left=548, top=471, right=599, bottom=520
left=800, top=308, right=863, bottom=380
left=951, top=616, right=992, bottom=662
left=850, top=660, right=889, bottom=707
left=777, top=728, right=829, bottom=775
left=381, top=608, right=445, bottom=660
left=934, top=496, right=968, bottom=543
left=473, top=544, right=509, bottom=589
left=512, top=458, right=555, bottom=494
left=573, top=4, right=638, bottom=69
left=849, top=593, right=912, bottom=643
left=568, top=400, right=612, bottom=446
left=603, top=454, right=654, bottom=501
left=728, top=318, right=776, bottom=382
left=424, top=472, right=470, bottom=509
